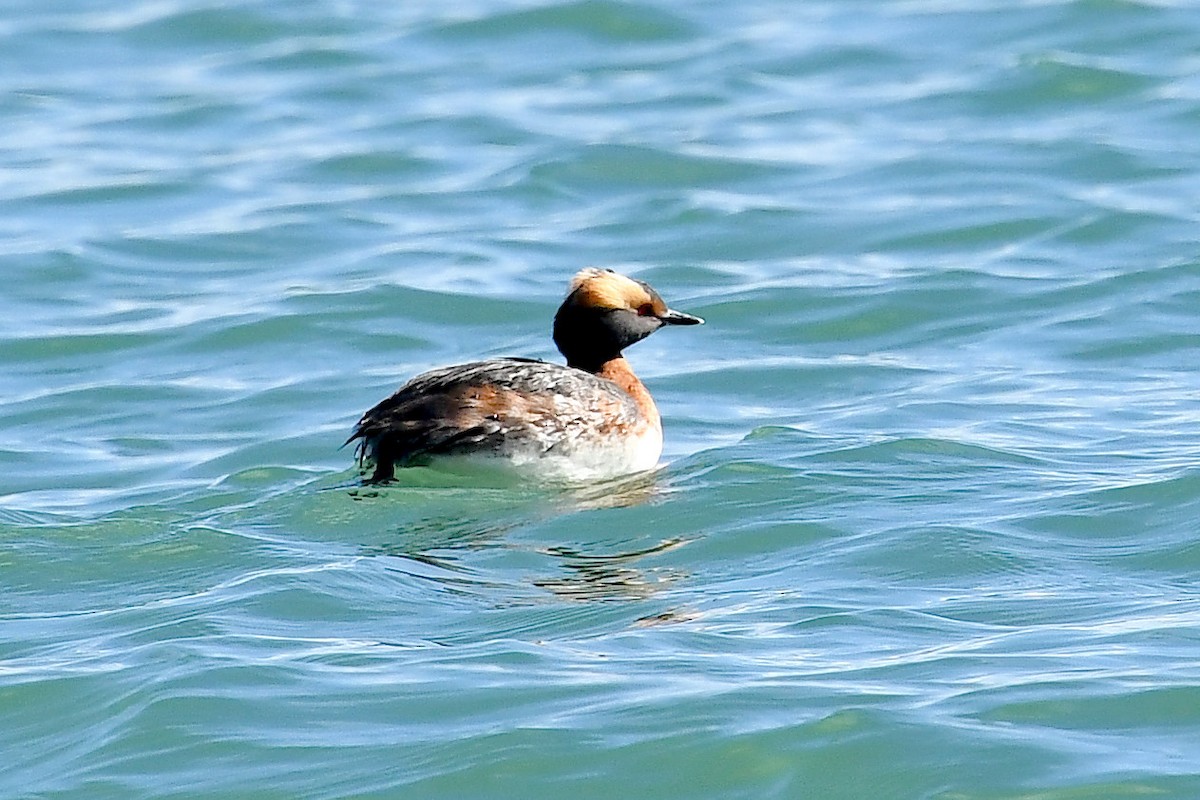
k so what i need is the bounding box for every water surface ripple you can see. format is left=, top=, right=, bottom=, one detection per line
left=3, top=0, right=1200, bottom=798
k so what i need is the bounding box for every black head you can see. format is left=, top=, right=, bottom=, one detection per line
left=552, top=268, right=703, bottom=372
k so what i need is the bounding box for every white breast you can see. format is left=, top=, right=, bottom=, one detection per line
left=424, top=420, right=663, bottom=484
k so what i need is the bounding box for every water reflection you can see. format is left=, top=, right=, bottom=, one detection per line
left=344, top=464, right=663, bottom=508
left=533, top=537, right=689, bottom=602
left=349, top=468, right=689, bottom=604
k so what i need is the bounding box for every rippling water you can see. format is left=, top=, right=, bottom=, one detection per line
left=5, top=0, right=1200, bottom=797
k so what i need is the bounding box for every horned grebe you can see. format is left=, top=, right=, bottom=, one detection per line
left=347, top=268, right=703, bottom=483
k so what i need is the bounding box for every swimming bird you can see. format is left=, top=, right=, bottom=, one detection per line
left=347, top=268, right=703, bottom=483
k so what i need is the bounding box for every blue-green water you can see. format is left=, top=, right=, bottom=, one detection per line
left=5, top=1, right=1200, bottom=797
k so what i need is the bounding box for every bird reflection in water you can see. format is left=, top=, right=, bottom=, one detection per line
left=532, top=536, right=689, bottom=602
left=358, top=471, right=693, bottom=605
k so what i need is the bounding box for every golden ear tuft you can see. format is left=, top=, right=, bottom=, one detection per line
left=568, top=267, right=610, bottom=294
left=566, top=268, right=653, bottom=311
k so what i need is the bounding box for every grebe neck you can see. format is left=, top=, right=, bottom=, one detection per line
left=596, top=357, right=660, bottom=430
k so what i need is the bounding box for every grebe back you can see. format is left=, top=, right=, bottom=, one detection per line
left=347, top=268, right=702, bottom=483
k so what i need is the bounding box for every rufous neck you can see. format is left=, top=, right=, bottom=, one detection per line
left=597, top=357, right=660, bottom=429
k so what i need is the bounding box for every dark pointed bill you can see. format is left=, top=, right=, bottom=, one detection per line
left=660, top=308, right=704, bottom=326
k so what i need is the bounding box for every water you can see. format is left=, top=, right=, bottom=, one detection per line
left=4, top=0, right=1200, bottom=797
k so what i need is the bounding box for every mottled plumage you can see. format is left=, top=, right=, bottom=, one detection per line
left=347, top=269, right=702, bottom=483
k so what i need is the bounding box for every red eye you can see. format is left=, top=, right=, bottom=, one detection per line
left=637, top=303, right=655, bottom=317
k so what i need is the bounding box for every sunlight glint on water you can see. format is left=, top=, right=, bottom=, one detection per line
left=3, top=1, right=1200, bottom=798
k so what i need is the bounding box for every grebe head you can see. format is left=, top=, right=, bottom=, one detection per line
left=552, top=268, right=703, bottom=371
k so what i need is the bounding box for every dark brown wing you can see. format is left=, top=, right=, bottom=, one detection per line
left=346, top=358, right=636, bottom=482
